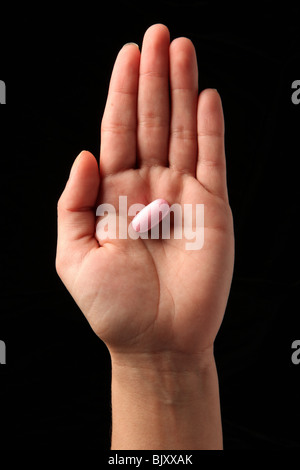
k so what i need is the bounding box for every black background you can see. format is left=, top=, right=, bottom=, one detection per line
left=0, top=1, right=300, bottom=449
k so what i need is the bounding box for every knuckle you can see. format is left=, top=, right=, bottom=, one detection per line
left=55, top=252, right=64, bottom=277
left=171, top=127, right=196, bottom=141
left=55, top=256, right=63, bottom=278
left=138, top=112, right=168, bottom=129
left=101, top=122, right=135, bottom=135
left=55, top=246, right=69, bottom=278
left=57, top=193, right=65, bottom=213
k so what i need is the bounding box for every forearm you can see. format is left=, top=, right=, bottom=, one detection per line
left=110, top=349, right=223, bottom=450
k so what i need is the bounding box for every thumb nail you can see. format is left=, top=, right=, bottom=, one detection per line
left=70, top=151, right=85, bottom=176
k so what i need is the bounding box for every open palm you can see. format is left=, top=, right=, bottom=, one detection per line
left=56, top=25, right=234, bottom=360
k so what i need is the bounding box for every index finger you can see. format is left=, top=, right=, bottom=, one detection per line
left=100, top=43, right=140, bottom=177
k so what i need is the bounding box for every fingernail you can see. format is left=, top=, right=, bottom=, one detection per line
left=70, top=151, right=84, bottom=176
left=123, top=42, right=139, bottom=49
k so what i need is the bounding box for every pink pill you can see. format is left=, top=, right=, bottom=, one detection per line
left=132, top=199, right=170, bottom=234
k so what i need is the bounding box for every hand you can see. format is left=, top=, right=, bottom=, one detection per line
left=56, top=24, right=234, bottom=365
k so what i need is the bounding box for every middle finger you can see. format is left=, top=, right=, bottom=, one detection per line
left=137, top=24, right=170, bottom=168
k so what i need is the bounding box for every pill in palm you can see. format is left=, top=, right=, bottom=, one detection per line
left=132, top=199, right=170, bottom=233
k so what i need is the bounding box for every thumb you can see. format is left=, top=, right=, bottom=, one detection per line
left=56, top=150, right=100, bottom=265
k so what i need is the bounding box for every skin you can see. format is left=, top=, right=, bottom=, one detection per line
left=56, top=24, right=235, bottom=449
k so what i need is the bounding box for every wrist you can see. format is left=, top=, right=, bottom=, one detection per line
left=110, top=348, right=223, bottom=450
left=110, top=348, right=216, bottom=405
left=110, top=346, right=215, bottom=372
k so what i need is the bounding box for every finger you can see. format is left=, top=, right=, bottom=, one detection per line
left=137, top=24, right=170, bottom=167
left=169, top=37, right=198, bottom=175
left=100, top=43, right=140, bottom=177
left=196, top=89, right=228, bottom=200
left=56, top=151, right=100, bottom=268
